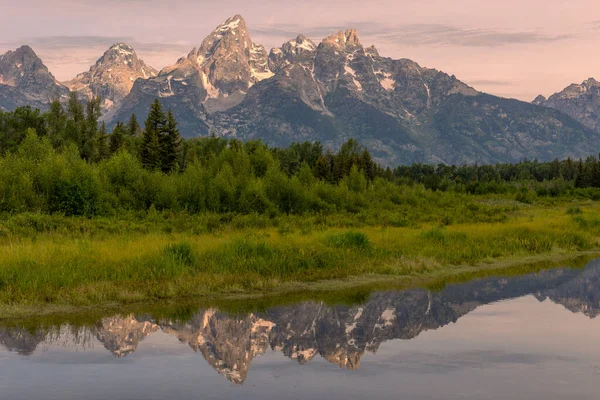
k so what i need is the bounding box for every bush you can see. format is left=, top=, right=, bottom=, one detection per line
left=164, top=242, right=196, bottom=266
left=566, top=206, right=582, bottom=215
left=326, top=231, right=371, bottom=249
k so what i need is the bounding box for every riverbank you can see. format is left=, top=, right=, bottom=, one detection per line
left=0, top=200, right=599, bottom=319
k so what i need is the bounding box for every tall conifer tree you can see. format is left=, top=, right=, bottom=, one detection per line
left=141, top=99, right=166, bottom=170
left=109, top=122, right=126, bottom=154
left=127, top=113, right=141, bottom=137
left=160, top=109, right=181, bottom=173
left=96, top=122, right=110, bottom=161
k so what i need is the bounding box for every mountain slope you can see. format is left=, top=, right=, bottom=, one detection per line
left=533, top=78, right=600, bottom=132
left=64, top=43, right=157, bottom=116
left=0, top=45, right=69, bottom=111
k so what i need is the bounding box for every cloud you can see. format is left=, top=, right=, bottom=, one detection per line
left=0, top=36, right=194, bottom=80
left=372, top=350, right=577, bottom=374
left=466, top=80, right=515, bottom=87
left=1, top=35, right=193, bottom=53
left=368, top=24, right=575, bottom=47
left=252, top=22, right=575, bottom=48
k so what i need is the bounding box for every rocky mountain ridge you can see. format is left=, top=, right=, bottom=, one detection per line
left=533, top=78, right=600, bottom=133
left=64, top=43, right=157, bottom=116
left=0, top=45, right=69, bottom=111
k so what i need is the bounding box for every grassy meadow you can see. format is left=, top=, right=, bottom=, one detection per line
left=0, top=198, right=598, bottom=317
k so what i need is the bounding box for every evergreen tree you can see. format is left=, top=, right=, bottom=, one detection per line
left=65, top=92, right=84, bottom=147
left=315, top=155, right=331, bottom=181
left=575, top=159, right=590, bottom=188
left=127, top=113, right=141, bottom=137
left=141, top=99, right=166, bottom=170
left=592, top=160, right=600, bottom=188
left=160, top=110, right=181, bottom=173
left=109, top=122, right=126, bottom=154
left=360, top=149, right=376, bottom=182
left=81, top=96, right=102, bottom=162
left=550, top=158, right=561, bottom=179
left=96, top=122, right=110, bottom=161
left=46, top=100, right=67, bottom=148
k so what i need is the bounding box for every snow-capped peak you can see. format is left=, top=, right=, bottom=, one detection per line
left=108, top=43, right=135, bottom=56
left=63, top=43, right=157, bottom=114
left=218, top=14, right=244, bottom=31
left=288, top=35, right=317, bottom=52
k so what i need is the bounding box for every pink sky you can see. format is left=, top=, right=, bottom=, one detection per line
left=1, top=0, right=599, bottom=101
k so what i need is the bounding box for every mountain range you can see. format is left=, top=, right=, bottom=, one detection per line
left=1, top=14, right=600, bottom=165
left=2, top=259, right=600, bottom=384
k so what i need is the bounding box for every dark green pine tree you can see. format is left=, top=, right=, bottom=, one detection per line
left=127, top=113, right=141, bottom=137
left=592, top=160, right=600, bottom=188
left=160, top=110, right=181, bottom=173
left=141, top=99, right=166, bottom=170
left=109, top=122, right=126, bottom=154
left=47, top=99, right=67, bottom=148
left=360, top=149, right=376, bottom=182
left=96, top=122, right=110, bottom=161
left=81, top=96, right=102, bottom=162
left=315, top=155, right=331, bottom=181
left=575, top=159, right=590, bottom=188
left=64, top=92, right=85, bottom=147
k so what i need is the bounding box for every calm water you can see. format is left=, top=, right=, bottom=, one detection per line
left=2, top=260, right=600, bottom=400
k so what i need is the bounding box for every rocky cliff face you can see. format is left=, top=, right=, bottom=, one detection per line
left=110, top=15, right=273, bottom=136
left=0, top=45, right=69, bottom=111
left=533, top=78, right=600, bottom=133
left=95, top=314, right=159, bottom=357
left=64, top=43, right=157, bottom=116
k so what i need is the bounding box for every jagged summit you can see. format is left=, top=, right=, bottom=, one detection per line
left=268, top=35, right=318, bottom=72
left=64, top=43, right=157, bottom=114
left=322, top=29, right=361, bottom=48
left=0, top=45, right=55, bottom=86
left=532, top=77, right=600, bottom=132
left=532, top=94, right=547, bottom=105
left=0, top=45, right=69, bottom=110
left=114, top=14, right=273, bottom=122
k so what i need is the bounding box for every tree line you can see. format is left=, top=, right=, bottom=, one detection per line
left=0, top=95, right=599, bottom=218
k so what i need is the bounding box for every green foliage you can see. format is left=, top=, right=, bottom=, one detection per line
left=164, top=242, right=196, bottom=267
left=160, top=110, right=181, bottom=173
left=326, top=231, right=371, bottom=250
left=141, top=99, right=165, bottom=170
left=566, top=206, right=582, bottom=215
left=1, top=100, right=600, bottom=223
left=109, top=122, right=126, bottom=154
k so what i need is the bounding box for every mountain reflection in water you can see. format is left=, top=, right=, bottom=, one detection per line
left=1, top=259, right=600, bottom=386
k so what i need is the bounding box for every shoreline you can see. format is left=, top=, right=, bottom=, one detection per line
left=1, top=250, right=597, bottom=323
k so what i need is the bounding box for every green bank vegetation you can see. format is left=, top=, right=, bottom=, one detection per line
left=0, top=203, right=599, bottom=312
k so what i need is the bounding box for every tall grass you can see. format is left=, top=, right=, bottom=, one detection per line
left=0, top=202, right=597, bottom=309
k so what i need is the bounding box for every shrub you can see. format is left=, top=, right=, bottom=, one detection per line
left=326, top=231, right=371, bottom=249
left=164, top=242, right=196, bottom=266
